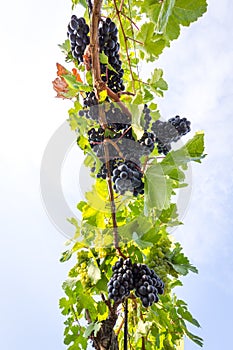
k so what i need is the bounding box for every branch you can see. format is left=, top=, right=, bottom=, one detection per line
left=89, top=0, right=133, bottom=118
left=118, top=91, right=135, bottom=97
left=124, top=299, right=128, bottom=350
left=103, top=140, right=119, bottom=249
left=90, top=2, right=121, bottom=252
left=142, top=337, right=146, bottom=350
left=119, top=0, right=125, bottom=12
left=116, top=317, right=125, bottom=336
left=126, top=36, right=144, bottom=45
left=119, top=12, right=140, bottom=30
left=90, top=0, right=104, bottom=97
left=85, top=309, right=92, bottom=323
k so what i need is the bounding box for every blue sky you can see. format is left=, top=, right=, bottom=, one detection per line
left=0, top=0, right=233, bottom=349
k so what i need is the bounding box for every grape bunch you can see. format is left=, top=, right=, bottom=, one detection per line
left=68, top=250, right=93, bottom=289
left=152, top=115, right=191, bottom=155
left=138, top=131, right=155, bottom=155
left=88, top=127, right=105, bottom=158
left=132, top=263, right=164, bottom=308
left=143, top=104, right=152, bottom=131
left=97, top=159, right=120, bottom=179
left=99, top=18, right=125, bottom=93
left=105, top=103, right=131, bottom=131
left=108, top=258, right=134, bottom=302
left=108, top=258, right=164, bottom=308
left=67, top=16, right=90, bottom=63
left=83, top=91, right=98, bottom=109
left=112, top=161, right=144, bottom=196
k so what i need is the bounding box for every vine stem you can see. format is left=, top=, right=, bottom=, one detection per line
left=103, top=136, right=119, bottom=249
left=90, top=0, right=130, bottom=256
left=126, top=36, right=144, bottom=45
left=124, top=298, right=128, bottom=350
left=142, top=337, right=146, bottom=350
left=90, top=0, right=104, bottom=97
left=119, top=12, right=139, bottom=30
left=89, top=0, right=131, bottom=118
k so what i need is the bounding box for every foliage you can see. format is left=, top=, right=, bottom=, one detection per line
left=55, top=0, right=208, bottom=349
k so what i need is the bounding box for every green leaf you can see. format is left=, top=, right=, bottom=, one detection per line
left=77, top=135, right=90, bottom=152
left=84, top=322, right=102, bottom=338
left=58, top=39, right=70, bottom=54
left=185, top=329, right=204, bottom=347
left=161, top=132, right=206, bottom=187
left=168, top=243, right=198, bottom=275
left=148, top=68, right=168, bottom=97
left=72, top=0, right=87, bottom=9
left=132, top=232, right=153, bottom=248
left=128, top=104, right=144, bottom=138
left=59, top=297, right=71, bottom=316
left=172, top=0, right=208, bottom=27
left=87, top=263, right=101, bottom=283
left=177, top=307, right=201, bottom=328
left=63, top=74, right=92, bottom=92
left=137, top=22, right=166, bottom=59
left=60, top=250, right=72, bottom=263
left=184, top=131, right=206, bottom=161
left=99, top=51, right=109, bottom=65
left=95, top=275, right=109, bottom=292
left=100, top=52, right=118, bottom=73
left=145, top=162, right=173, bottom=210
left=78, top=294, right=97, bottom=319
left=99, top=89, right=108, bottom=102
left=138, top=0, right=207, bottom=59
left=155, top=0, right=176, bottom=32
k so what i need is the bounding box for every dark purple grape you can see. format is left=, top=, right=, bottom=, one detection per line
left=108, top=258, right=134, bottom=302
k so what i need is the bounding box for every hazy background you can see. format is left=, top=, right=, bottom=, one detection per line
left=0, top=0, right=232, bottom=349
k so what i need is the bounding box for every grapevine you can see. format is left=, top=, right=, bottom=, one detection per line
left=53, top=0, right=208, bottom=349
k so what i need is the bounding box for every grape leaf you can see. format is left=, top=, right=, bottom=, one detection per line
left=59, top=297, right=71, bottom=316
left=184, top=131, right=205, bottom=161
left=60, top=250, right=73, bottom=263
left=161, top=132, right=206, bottom=184
left=147, top=68, right=168, bottom=97
left=177, top=307, right=201, bottom=328
left=63, top=74, right=92, bottom=92
left=145, top=162, right=173, bottom=210
left=172, top=0, right=208, bottom=27
left=72, top=0, right=87, bottom=9
left=59, top=39, right=70, bottom=54
left=137, top=0, right=207, bottom=59
left=168, top=243, right=198, bottom=275
left=84, top=322, right=102, bottom=338
left=87, top=263, right=101, bottom=283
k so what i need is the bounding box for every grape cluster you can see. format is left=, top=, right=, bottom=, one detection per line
left=84, top=104, right=156, bottom=196
left=99, top=18, right=125, bottom=93
left=152, top=116, right=191, bottom=155
left=143, top=104, right=152, bottom=131
left=132, top=263, right=164, bottom=308
left=138, top=131, right=155, bottom=155
left=147, top=236, right=179, bottom=293
left=83, top=92, right=98, bottom=109
left=108, top=258, right=164, bottom=307
left=67, top=16, right=90, bottom=63
left=105, top=104, right=131, bottom=131
left=68, top=250, right=93, bottom=289
left=88, top=127, right=105, bottom=158
left=108, top=258, right=134, bottom=302
left=112, top=161, right=144, bottom=196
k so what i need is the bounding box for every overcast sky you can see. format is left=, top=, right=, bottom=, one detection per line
left=0, top=0, right=233, bottom=349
